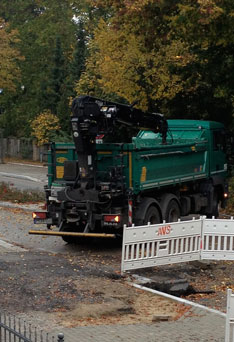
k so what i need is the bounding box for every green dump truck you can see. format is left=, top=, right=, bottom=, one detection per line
left=31, top=96, right=230, bottom=242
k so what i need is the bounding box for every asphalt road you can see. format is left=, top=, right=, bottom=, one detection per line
left=0, top=204, right=122, bottom=255
left=0, top=162, right=47, bottom=192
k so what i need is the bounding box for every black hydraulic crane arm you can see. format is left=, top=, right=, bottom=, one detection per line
left=71, top=95, right=168, bottom=152
left=70, top=95, right=168, bottom=184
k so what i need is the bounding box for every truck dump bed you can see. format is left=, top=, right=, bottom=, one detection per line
left=48, top=120, right=226, bottom=195
left=96, top=120, right=227, bottom=194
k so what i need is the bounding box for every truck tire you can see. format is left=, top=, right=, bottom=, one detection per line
left=165, top=200, right=180, bottom=222
left=143, top=206, right=161, bottom=225
left=60, top=224, right=78, bottom=244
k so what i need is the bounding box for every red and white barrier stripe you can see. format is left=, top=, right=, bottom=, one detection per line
left=128, top=199, right=133, bottom=226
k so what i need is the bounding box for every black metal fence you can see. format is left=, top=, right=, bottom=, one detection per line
left=0, top=312, right=64, bottom=342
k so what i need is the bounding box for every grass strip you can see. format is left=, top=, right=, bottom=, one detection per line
left=0, top=182, right=45, bottom=203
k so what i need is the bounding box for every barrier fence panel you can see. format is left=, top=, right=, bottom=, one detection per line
left=121, top=218, right=202, bottom=273
left=225, top=289, right=234, bottom=342
left=202, top=217, right=234, bottom=261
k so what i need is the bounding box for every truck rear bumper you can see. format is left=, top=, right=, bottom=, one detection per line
left=28, top=230, right=116, bottom=238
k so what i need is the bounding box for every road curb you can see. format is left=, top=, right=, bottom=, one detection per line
left=129, top=281, right=226, bottom=318
left=0, top=239, right=28, bottom=252
left=0, top=172, right=44, bottom=183
left=7, top=162, right=46, bottom=168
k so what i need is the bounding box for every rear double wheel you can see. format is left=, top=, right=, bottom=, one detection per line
left=143, top=206, right=161, bottom=225
left=165, top=200, right=180, bottom=223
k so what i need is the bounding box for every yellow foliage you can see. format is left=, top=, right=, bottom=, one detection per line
left=197, top=0, right=224, bottom=24
left=75, top=16, right=194, bottom=110
left=0, top=18, right=24, bottom=92
left=31, top=110, right=61, bottom=146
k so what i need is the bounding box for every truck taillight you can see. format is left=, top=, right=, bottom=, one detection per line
left=32, top=212, right=47, bottom=219
left=104, top=215, right=121, bottom=223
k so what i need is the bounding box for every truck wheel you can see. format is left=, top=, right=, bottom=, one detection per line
left=60, top=224, right=76, bottom=244
left=165, top=200, right=180, bottom=222
left=143, top=206, right=161, bottom=225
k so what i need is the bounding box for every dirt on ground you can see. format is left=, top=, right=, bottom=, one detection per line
left=137, top=260, right=232, bottom=312
left=0, top=243, right=233, bottom=332
left=0, top=248, right=188, bottom=332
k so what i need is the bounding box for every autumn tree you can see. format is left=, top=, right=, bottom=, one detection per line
left=30, top=110, right=60, bottom=145
left=0, top=18, right=24, bottom=92
left=0, top=0, right=88, bottom=137
left=76, top=0, right=234, bottom=126
left=75, top=1, right=193, bottom=111
left=164, top=0, right=234, bottom=125
left=1, top=0, right=234, bottom=138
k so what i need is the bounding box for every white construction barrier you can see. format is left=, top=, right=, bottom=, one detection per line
left=121, top=218, right=202, bottom=272
left=202, top=218, right=234, bottom=260
left=121, top=217, right=234, bottom=273
left=226, top=289, right=234, bottom=342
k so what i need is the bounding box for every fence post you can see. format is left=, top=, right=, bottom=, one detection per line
left=57, top=333, right=64, bottom=342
